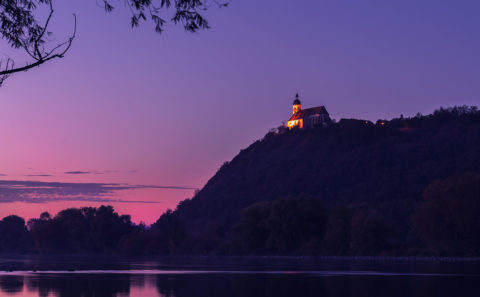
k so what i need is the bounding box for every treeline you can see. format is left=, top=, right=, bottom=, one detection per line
left=232, top=172, right=480, bottom=256
left=171, top=105, right=480, bottom=256
left=0, top=172, right=479, bottom=256
left=1, top=106, right=480, bottom=256
left=0, top=205, right=184, bottom=255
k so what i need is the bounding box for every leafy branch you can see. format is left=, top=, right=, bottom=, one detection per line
left=0, top=0, right=227, bottom=86
left=0, top=0, right=76, bottom=86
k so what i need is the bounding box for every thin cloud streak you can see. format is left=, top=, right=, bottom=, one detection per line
left=24, top=174, right=52, bottom=177
left=65, top=171, right=93, bottom=175
left=0, top=179, right=195, bottom=204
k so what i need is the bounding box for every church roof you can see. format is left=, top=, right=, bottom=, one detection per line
left=288, top=106, right=329, bottom=121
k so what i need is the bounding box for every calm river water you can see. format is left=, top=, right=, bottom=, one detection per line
left=0, top=256, right=479, bottom=297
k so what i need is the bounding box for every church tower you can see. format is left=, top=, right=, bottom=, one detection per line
left=292, top=93, right=302, bottom=115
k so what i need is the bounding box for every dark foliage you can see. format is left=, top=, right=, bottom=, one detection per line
left=0, top=215, right=30, bottom=253
left=232, top=196, right=327, bottom=254
left=411, top=172, right=480, bottom=256
left=0, top=106, right=479, bottom=256
left=27, top=205, right=134, bottom=254
left=322, top=207, right=352, bottom=255
left=118, top=209, right=187, bottom=255
left=169, top=106, right=480, bottom=255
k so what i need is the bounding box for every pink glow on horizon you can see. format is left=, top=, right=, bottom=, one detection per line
left=0, top=188, right=192, bottom=225
left=0, top=0, right=479, bottom=224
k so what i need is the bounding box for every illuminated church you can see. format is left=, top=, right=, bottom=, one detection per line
left=286, top=94, right=331, bottom=129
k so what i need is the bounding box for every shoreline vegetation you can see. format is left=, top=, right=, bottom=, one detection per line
left=1, top=255, right=480, bottom=262
left=1, top=106, right=480, bottom=257
left=0, top=255, right=480, bottom=275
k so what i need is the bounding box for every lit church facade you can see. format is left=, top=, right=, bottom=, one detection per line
left=286, top=94, right=331, bottom=129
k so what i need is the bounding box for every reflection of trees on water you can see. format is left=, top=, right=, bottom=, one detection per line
left=0, top=271, right=479, bottom=297
left=0, top=274, right=331, bottom=297
left=155, top=274, right=330, bottom=297
left=0, top=276, right=24, bottom=294
left=154, top=274, right=480, bottom=297
left=25, top=274, right=131, bottom=297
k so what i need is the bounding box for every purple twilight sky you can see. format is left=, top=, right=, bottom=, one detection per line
left=0, top=0, right=479, bottom=223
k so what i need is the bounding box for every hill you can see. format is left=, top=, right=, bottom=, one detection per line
left=167, top=106, right=480, bottom=255
left=2, top=106, right=480, bottom=256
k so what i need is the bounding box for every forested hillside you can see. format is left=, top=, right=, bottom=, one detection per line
left=1, top=106, right=480, bottom=256
left=171, top=106, right=480, bottom=255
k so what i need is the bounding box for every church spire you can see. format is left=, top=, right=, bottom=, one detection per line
left=292, top=93, right=301, bottom=115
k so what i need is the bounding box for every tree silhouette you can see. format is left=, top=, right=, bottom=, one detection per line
left=412, top=173, right=480, bottom=256
left=0, top=107, right=479, bottom=256
left=27, top=205, right=134, bottom=254
left=0, top=215, right=30, bottom=253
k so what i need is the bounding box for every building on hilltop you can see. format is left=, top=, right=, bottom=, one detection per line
left=286, top=94, right=331, bottom=129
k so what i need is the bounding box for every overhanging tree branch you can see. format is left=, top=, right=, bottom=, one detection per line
left=0, top=0, right=76, bottom=86
left=0, top=0, right=227, bottom=86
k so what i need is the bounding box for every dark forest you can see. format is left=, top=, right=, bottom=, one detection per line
left=1, top=106, right=480, bottom=257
